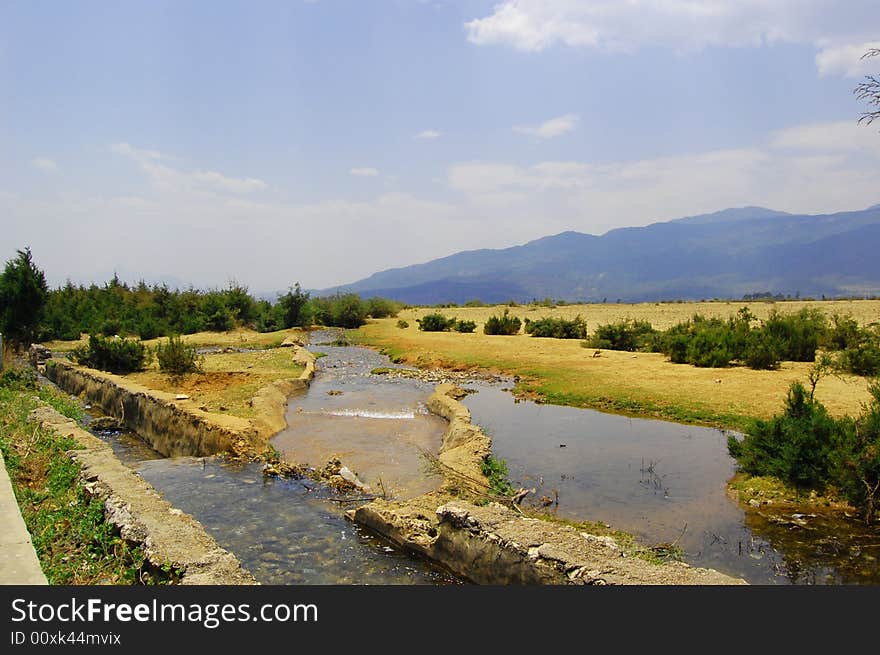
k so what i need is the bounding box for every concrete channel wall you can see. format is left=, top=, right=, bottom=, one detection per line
left=28, top=405, right=257, bottom=585
left=44, top=346, right=316, bottom=458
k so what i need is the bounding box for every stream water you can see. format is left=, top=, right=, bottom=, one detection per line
left=271, top=332, right=447, bottom=499
left=461, top=384, right=880, bottom=584
left=76, top=332, right=880, bottom=585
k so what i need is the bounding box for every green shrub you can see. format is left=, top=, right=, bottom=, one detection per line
left=831, top=381, right=880, bottom=523
left=310, top=293, right=367, bottom=329
left=156, top=335, right=202, bottom=375
left=366, top=297, right=401, bottom=318
left=686, top=326, right=734, bottom=367
left=200, top=293, right=234, bottom=332
left=826, top=314, right=862, bottom=351
left=763, top=308, right=826, bottom=362
left=525, top=315, right=588, bottom=339
left=71, top=334, right=150, bottom=374
left=416, top=313, right=457, bottom=332
left=728, top=382, right=841, bottom=490
left=483, top=309, right=521, bottom=335
left=396, top=319, right=409, bottom=329
left=454, top=320, right=476, bottom=333
left=587, top=319, right=654, bottom=350
left=481, top=455, right=514, bottom=496
left=277, top=283, right=312, bottom=328
left=840, top=338, right=880, bottom=376
left=742, top=329, right=782, bottom=370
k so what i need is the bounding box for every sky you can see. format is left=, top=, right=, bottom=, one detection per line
left=2, top=0, right=880, bottom=293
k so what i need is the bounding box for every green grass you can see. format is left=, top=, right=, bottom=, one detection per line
left=480, top=454, right=514, bottom=497
left=0, top=370, right=174, bottom=584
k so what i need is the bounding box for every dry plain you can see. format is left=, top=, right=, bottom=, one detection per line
left=356, top=299, right=880, bottom=429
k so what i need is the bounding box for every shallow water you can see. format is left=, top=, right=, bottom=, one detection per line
left=134, top=457, right=457, bottom=585
left=271, top=331, right=446, bottom=499
left=463, top=384, right=880, bottom=584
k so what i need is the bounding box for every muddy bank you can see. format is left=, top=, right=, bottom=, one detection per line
left=28, top=404, right=257, bottom=585
left=44, top=345, right=315, bottom=459
left=352, top=385, right=744, bottom=585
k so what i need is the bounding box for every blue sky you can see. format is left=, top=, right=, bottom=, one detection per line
left=2, top=0, right=880, bottom=292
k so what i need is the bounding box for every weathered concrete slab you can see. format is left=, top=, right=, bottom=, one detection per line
left=28, top=406, right=257, bottom=585
left=0, top=450, right=47, bottom=584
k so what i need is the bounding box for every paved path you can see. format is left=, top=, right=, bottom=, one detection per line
left=0, top=449, right=47, bottom=584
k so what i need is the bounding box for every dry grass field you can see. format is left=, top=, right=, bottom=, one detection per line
left=123, top=348, right=305, bottom=419
left=41, top=326, right=308, bottom=353
left=357, top=300, right=880, bottom=430
left=401, top=299, right=880, bottom=332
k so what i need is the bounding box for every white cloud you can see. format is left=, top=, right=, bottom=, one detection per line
left=415, top=130, right=441, bottom=140
left=513, top=113, right=578, bottom=139
left=770, top=120, right=880, bottom=156
left=111, top=142, right=267, bottom=194
left=816, top=42, right=880, bottom=77
left=31, top=158, right=58, bottom=172
left=465, top=1, right=879, bottom=75
left=449, top=120, right=880, bottom=233
left=349, top=167, right=380, bottom=177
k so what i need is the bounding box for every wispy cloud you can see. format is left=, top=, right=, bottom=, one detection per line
left=415, top=130, right=441, bottom=140
left=31, top=157, right=58, bottom=172
left=349, top=167, right=380, bottom=177
left=465, top=1, right=878, bottom=76
left=111, top=142, right=267, bottom=194
left=449, top=119, right=880, bottom=233
left=816, top=42, right=880, bottom=77
left=514, top=113, right=578, bottom=139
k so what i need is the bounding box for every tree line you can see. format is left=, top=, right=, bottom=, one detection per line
left=0, top=248, right=401, bottom=348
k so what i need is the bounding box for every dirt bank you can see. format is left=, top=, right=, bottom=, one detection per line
left=28, top=404, right=257, bottom=585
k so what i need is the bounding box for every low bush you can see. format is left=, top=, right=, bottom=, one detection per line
left=839, top=338, right=880, bottom=377
left=396, top=319, right=409, bottom=329
left=481, top=455, right=514, bottom=497
left=416, top=313, right=457, bottom=332
left=156, top=335, right=203, bottom=375
left=454, top=320, right=476, bottom=333
left=525, top=315, right=588, bottom=339
left=728, top=382, right=842, bottom=490
left=70, top=334, right=150, bottom=374
left=729, top=380, right=880, bottom=523
left=483, top=309, right=521, bottom=335
left=366, top=297, right=402, bottom=318
left=587, top=319, right=655, bottom=350
left=742, top=329, right=781, bottom=370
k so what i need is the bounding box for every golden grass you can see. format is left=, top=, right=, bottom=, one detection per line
left=357, top=300, right=879, bottom=430
left=124, top=348, right=304, bottom=419
left=42, top=327, right=307, bottom=353
left=404, top=299, right=880, bottom=332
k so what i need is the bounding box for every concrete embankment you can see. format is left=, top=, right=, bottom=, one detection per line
left=0, top=449, right=47, bottom=584
left=28, top=405, right=257, bottom=585
left=44, top=345, right=316, bottom=458
left=352, top=384, right=746, bottom=585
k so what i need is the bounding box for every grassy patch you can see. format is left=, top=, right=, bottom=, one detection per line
left=480, top=454, right=514, bottom=497
left=727, top=471, right=849, bottom=510
left=0, top=376, right=171, bottom=584
left=123, top=348, right=305, bottom=418
left=525, top=512, right=684, bottom=565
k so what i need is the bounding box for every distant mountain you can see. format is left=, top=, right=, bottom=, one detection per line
left=322, top=205, right=880, bottom=304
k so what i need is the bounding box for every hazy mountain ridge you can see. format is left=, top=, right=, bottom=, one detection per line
left=322, top=205, right=880, bottom=304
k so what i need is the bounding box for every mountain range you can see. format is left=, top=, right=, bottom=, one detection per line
left=321, top=205, right=880, bottom=304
